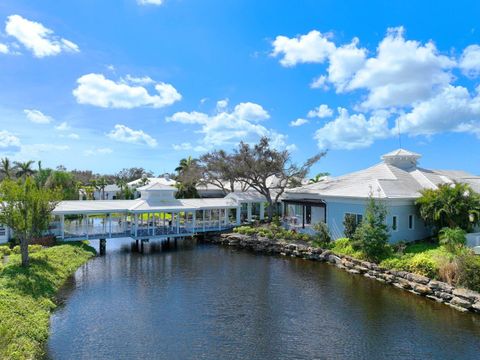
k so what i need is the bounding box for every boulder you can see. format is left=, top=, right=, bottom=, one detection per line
left=471, top=302, right=480, bottom=312
left=450, top=296, right=473, bottom=309
left=434, top=291, right=453, bottom=301
left=452, top=288, right=480, bottom=302
left=428, top=280, right=453, bottom=293
left=413, top=284, right=432, bottom=295
left=406, top=273, right=430, bottom=285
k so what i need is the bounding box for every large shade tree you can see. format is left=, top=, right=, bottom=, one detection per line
left=0, top=177, right=61, bottom=267
left=416, top=182, right=480, bottom=232
left=202, top=137, right=324, bottom=218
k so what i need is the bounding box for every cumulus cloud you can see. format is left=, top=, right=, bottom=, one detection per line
left=307, top=104, right=333, bottom=118
left=73, top=73, right=181, bottom=109
left=84, top=147, right=113, bottom=156
left=0, top=43, right=10, bottom=54
left=460, top=45, right=480, bottom=78
left=5, top=14, right=79, bottom=57
left=310, top=75, right=329, bottom=90
left=107, top=124, right=157, bottom=147
left=24, top=109, right=53, bottom=124
left=397, top=85, right=480, bottom=137
left=54, top=121, right=70, bottom=131
left=166, top=101, right=292, bottom=150
left=289, top=118, right=309, bottom=127
left=271, top=30, right=335, bottom=67
left=314, top=108, right=390, bottom=150
left=0, top=130, right=21, bottom=150
left=172, top=142, right=193, bottom=151
left=137, top=0, right=164, bottom=5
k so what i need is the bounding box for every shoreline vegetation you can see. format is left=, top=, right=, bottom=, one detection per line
left=0, top=242, right=95, bottom=360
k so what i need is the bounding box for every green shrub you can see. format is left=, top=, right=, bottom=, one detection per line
left=343, top=214, right=358, bottom=239
left=407, top=253, right=438, bottom=278
left=456, top=251, right=480, bottom=292
left=439, top=227, right=466, bottom=253
left=312, top=222, right=331, bottom=246
left=352, top=195, right=390, bottom=262
left=0, top=246, right=11, bottom=257
left=12, top=245, right=43, bottom=255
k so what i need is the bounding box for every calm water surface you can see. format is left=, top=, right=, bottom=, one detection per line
left=48, top=238, right=480, bottom=360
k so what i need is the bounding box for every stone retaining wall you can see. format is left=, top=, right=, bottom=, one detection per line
left=206, top=233, right=480, bottom=314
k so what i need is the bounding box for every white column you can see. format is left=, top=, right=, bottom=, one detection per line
left=85, top=214, right=89, bottom=239
left=218, top=209, right=221, bottom=230
left=176, top=212, right=180, bottom=234
left=259, top=202, right=265, bottom=220
left=247, top=203, right=252, bottom=222
left=108, top=213, right=112, bottom=238
left=236, top=207, right=241, bottom=225
left=134, top=213, right=138, bottom=237
left=203, top=210, right=206, bottom=232
left=192, top=211, right=196, bottom=233
left=224, top=209, right=228, bottom=227
left=60, top=214, right=65, bottom=240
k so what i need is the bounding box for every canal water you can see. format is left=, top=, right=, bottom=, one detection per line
left=47, top=238, right=480, bottom=360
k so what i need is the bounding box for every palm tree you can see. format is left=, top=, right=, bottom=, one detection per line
left=14, top=160, right=35, bottom=179
left=97, top=177, right=108, bottom=200
left=116, top=178, right=127, bottom=192
left=0, top=157, right=15, bottom=180
left=175, top=156, right=197, bottom=174
left=139, top=176, right=150, bottom=186
left=308, top=172, right=330, bottom=184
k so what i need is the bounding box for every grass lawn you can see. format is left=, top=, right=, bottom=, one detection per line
left=0, top=242, right=95, bottom=360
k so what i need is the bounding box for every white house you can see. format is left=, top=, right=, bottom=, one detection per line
left=282, top=149, right=480, bottom=243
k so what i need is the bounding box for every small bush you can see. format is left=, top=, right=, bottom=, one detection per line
left=12, top=245, right=43, bottom=255
left=312, top=222, right=331, bottom=246
left=407, top=253, right=438, bottom=278
left=439, top=227, right=466, bottom=253
left=0, top=246, right=11, bottom=257
left=456, top=251, right=480, bottom=292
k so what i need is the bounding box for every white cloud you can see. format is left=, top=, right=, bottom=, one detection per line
left=314, top=108, right=390, bottom=150
left=216, top=98, right=229, bottom=111
left=24, top=109, right=53, bottom=124
left=73, top=73, right=181, bottom=109
left=347, top=27, right=455, bottom=109
left=122, top=74, right=155, bottom=85
left=167, top=102, right=291, bottom=150
left=271, top=30, right=335, bottom=67
left=289, top=118, right=309, bottom=127
left=172, top=142, right=193, bottom=151
left=137, top=0, right=164, bottom=5
left=307, top=104, right=333, bottom=118
left=0, top=43, right=10, bottom=54
left=0, top=130, right=21, bottom=149
left=18, top=144, right=69, bottom=158
left=460, top=45, right=480, bottom=78
left=107, top=124, right=157, bottom=147
left=327, top=38, right=367, bottom=92
left=84, top=147, right=113, bottom=156
left=397, top=85, right=480, bottom=137
left=310, top=75, right=329, bottom=90
left=55, top=121, right=70, bottom=131
left=60, top=132, right=79, bottom=139
left=5, top=14, right=79, bottom=58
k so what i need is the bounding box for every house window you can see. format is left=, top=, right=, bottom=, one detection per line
left=345, top=213, right=363, bottom=225
left=392, top=216, right=398, bottom=231
left=0, top=226, right=5, bottom=236
left=408, top=215, right=414, bottom=230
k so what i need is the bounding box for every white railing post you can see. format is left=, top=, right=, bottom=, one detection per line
left=236, top=206, right=241, bottom=225
left=60, top=214, right=65, bottom=240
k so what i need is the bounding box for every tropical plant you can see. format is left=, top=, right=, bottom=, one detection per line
left=0, top=157, right=15, bottom=180
left=352, top=194, right=390, bottom=261
left=343, top=213, right=358, bottom=239
left=312, top=221, right=331, bottom=245
left=96, top=177, right=108, bottom=200
left=308, top=172, right=330, bottom=184
left=0, top=178, right=61, bottom=266
left=456, top=251, right=480, bottom=292
left=13, top=160, right=36, bottom=179
left=44, top=170, right=78, bottom=200
left=416, top=182, right=480, bottom=232
left=438, top=227, right=466, bottom=253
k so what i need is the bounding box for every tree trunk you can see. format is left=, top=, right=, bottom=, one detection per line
left=20, top=235, right=29, bottom=267
left=267, top=200, right=274, bottom=220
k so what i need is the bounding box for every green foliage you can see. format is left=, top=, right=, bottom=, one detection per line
left=456, top=251, right=480, bottom=292
left=329, top=238, right=365, bottom=259
left=312, top=222, right=331, bottom=246
left=44, top=170, right=79, bottom=200
left=0, top=177, right=61, bottom=267
left=416, top=182, right=480, bottom=232
left=0, top=246, right=11, bottom=257
left=0, top=242, right=95, bottom=359
left=380, top=252, right=438, bottom=278
left=12, top=245, right=43, bottom=255
left=352, top=195, right=390, bottom=262
left=438, top=227, right=467, bottom=253
left=342, top=213, right=358, bottom=239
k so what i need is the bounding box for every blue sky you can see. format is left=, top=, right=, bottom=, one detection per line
left=1, top=0, right=480, bottom=177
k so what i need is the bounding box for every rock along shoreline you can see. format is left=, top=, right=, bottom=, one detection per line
left=205, top=233, right=480, bottom=314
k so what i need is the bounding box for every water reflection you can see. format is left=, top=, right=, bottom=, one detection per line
left=48, top=238, right=480, bottom=360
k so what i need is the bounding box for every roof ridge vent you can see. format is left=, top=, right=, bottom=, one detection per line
left=381, top=148, right=421, bottom=170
